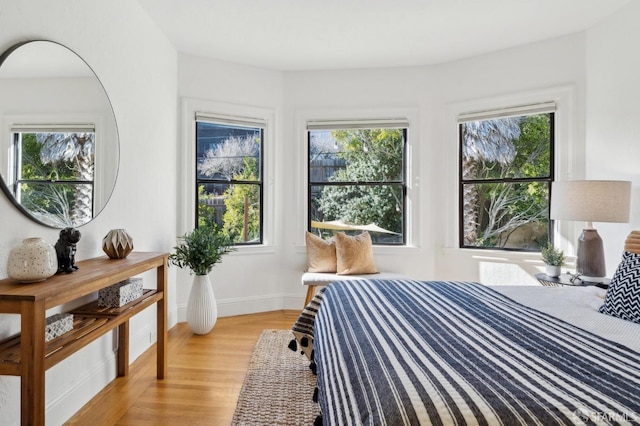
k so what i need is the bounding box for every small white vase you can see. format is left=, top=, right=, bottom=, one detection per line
left=545, top=264, right=562, bottom=278
left=7, top=238, right=58, bottom=283
left=187, top=274, right=217, bottom=334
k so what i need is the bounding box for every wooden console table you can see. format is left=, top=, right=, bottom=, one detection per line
left=0, top=251, right=168, bottom=426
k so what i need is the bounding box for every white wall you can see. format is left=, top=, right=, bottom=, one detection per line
left=175, top=33, right=597, bottom=319
left=280, top=34, right=589, bottom=289
left=0, top=1, right=177, bottom=424
left=432, top=34, right=588, bottom=285
left=0, top=0, right=638, bottom=423
left=0, top=76, right=118, bottom=214
left=585, top=0, right=640, bottom=274
left=170, top=0, right=640, bottom=326
left=177, top=54, right=288, bottom=316
left=283, top=67, right=435, bottom=286
left=176, top=31, right=594, bottom=318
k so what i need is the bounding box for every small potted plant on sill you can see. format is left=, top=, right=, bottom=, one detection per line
left=541, top=243, right=565, bottom=278
left=169, top=221, right=235, bottom=334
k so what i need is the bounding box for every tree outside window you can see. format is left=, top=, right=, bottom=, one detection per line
left=196, top=120, right=263, bottom=245
left=459, top=111, right=554, bottom=250
left=12, top=130, right=95, bottom=227
left=308, top=125, right=406, bottom=245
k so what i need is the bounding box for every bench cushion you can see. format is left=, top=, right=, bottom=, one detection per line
left=302, top=271, right=409, bottom=286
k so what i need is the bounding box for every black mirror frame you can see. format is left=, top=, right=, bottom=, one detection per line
left=0, top=40, right=120, bottom=228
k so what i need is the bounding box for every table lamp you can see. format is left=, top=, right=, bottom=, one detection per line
left=550, top=180, right=631, bottom=282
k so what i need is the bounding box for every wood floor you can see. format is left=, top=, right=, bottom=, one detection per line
left=65, top=310, right=300, bottom=425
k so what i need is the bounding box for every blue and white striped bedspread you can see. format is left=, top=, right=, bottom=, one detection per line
left=313, top=279, right=640, bottom=425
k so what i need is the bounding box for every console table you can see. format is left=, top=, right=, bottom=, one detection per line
left=0, top=251, right=168, bottom=426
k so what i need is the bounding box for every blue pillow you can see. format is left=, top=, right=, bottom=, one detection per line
left=599, top=251, right=640, bottom=323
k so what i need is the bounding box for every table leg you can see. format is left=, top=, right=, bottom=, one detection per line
left=156, top=260, right=167, bottom=379
left=117, top=321, right=129, bottom=377
left=304, top=285, right=316, bottom=307
left=21, top=299, right=46, bottom=426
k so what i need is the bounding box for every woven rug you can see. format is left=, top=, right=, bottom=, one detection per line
left=231, top=329, right=319, bottom=425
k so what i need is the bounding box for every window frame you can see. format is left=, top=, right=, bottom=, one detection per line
left=1, top=115, right=107, bottom=228
left=180, top=98, right=275, bottom=251
left=11, top=125, right=96, bottom=193
left=457, top=105, right=556, bottom=251
left=194, top=116, right=264, bottom=245
left=306, top=119, right=409, bottom=246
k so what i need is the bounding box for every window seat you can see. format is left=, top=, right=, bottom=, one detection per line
left=301, top=271, right=409, bottom=306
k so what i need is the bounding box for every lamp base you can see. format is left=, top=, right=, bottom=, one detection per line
left=576, top=229, right=606, bottom=282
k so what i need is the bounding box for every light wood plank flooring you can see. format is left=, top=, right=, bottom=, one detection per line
left=65, top=310, right=300, bottom=425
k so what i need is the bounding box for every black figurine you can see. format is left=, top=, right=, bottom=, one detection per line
left=55, top=227, right=81, bottom=274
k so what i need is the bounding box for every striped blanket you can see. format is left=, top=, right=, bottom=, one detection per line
left=306, top=279, right=640, bottom=425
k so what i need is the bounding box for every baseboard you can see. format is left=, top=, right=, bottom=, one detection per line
left=176, top=293, right=305, bottom=322
left=45, top=342, right=117, bottom=425
left=45, top=298, right=299, bottom=424
left=45, top=323, right=156, bottom=424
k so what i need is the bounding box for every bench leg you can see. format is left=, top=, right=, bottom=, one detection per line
left=304, top=285, right=316, bottom=307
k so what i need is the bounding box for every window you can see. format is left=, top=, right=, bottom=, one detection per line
left=307, top=119, right=407, bottom=245
left=459, top=103, right=555, bottom=250
left=195, top=113, right=264, bottom=245
left=10, top=124, right=96, bottom=228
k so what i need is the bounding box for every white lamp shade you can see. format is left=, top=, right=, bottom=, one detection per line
left=550, top=180, right=631, bottom=223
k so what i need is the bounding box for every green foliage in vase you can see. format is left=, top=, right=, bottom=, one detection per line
left=541, top=243, right=565, bottom=266
left=169, top=221, right=235, bottom=276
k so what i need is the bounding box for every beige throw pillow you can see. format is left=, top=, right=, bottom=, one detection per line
left=334, top=231, right=379, bottom=275
left=305, top=231, right=337, bottom=273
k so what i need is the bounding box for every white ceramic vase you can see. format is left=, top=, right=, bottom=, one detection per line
left=7, top=238, right=58, bottom=283
left=187, top=274, right=217, bottom=334
left=545, top=264, right=562, bottom=278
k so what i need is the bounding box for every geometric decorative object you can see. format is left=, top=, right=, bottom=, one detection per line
left=550, top=180, right=631, bottom=282
left=102, top=228, right=134, bottom=259
left=45, top=313, right=74, bottom=342
left=187, top=274, right=217, bottom=335
left=598, top=251, right=640, bottom=323
left=7, top=237, right=58, bottom=283
left=98, top=278, right=143, bottom=307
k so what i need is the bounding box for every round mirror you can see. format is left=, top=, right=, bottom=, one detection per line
left=0, top=40, right=119, bottom=228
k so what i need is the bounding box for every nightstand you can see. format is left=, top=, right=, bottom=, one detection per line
left=535, top=273, right=610, bottom=290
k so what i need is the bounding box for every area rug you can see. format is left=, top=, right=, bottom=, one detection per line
left=231, top=329, right=319, bottom=425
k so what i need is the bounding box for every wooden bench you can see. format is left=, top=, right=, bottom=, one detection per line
left=302, top=271, right=409, bottom=306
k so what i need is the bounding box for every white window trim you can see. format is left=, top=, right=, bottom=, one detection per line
left=180, top=97, right=275, bottom=252
left=2, top=112, right=109, bottom=213
left=442, top=85, right=583, bottom=256
left=295, top=107, right=421, bottom=253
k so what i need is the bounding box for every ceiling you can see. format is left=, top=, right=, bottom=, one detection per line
left=137, top=0, right=631, bottom=72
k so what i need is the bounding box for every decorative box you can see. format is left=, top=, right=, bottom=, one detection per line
left=98, top=278, right=143, bottom=308
left=45, top=313, right=73, bottom=342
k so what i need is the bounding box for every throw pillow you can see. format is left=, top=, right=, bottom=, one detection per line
left=598, top=251, right=640, bottom=323
left=334, top=231, right=379, bottom=275
left=305, top=231, right=337, bottom=273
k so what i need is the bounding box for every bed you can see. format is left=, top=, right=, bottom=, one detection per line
left=291, top=277, right=640, bottom=425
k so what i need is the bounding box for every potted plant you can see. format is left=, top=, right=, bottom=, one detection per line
left=169, top=222, right=235, bottom=334
left=541, top=243, right=565, bottom=278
